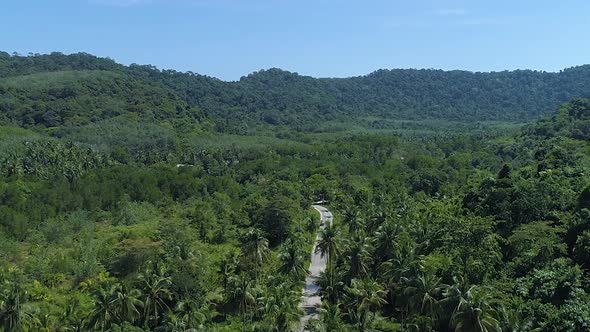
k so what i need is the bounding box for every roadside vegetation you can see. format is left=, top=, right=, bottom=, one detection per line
left=1, top=53, right=590, bottom=331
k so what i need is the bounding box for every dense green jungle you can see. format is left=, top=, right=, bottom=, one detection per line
left=1, top=52, right=590, bottom=331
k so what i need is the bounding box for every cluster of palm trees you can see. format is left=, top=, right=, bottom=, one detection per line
left=0, top=277, right=39, bottom=331
left=1, top=140, right=106, bottom=180
left=0, top=264, right=210, bottom=332
left=217, top=227, right=310, bottom=331
left=309, top=203, right=505, bottom=332
left=89, top=226, right=309, bottom=331
left=84, top=265, right=208, bottom=331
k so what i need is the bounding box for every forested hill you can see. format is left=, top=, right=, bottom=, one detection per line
left=5, top=49, right=590, bottom=331
left=2, top=51, right=590, bottom=132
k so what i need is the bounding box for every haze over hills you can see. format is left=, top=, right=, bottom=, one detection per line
left=2, top=52, right=590, bottom=134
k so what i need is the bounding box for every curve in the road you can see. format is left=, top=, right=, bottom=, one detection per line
left=298, top=204, right=333, bottom=331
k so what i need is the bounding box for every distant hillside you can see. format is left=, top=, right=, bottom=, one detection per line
left=2, top=51, right=590, bottom=133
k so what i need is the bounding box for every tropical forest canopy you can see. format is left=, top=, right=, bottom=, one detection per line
left=3, top=52, right=590, bottom=132
left=0, top=51, right=590, bottom=331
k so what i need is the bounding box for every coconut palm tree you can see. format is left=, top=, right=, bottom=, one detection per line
left=87, top=283, right=120, bottom=331
left=403, top=272, right=444, bottom=322
left=162, top=313, right=187, bottom=332
left=315, top=224, right=340, bottom=272
left=406, top=315, right=436, bottom=332
left=219, top=251, right=240, bottom=296
left=343, top=235, right=372, bottom=282
left=257, top=282, right=299, bottom=331
left=378, top=236, right=423, bottom=314
left=344, top=278, right=387, bottom=332
left=317, top=268, right=345, bottom=304
left=343, top=208, right=365, bottom=235
left=173, top=298, right=206, bottom=329
left=447, top=285, right=502, bottom=332
left=35, top=314, right=56, bottom=332
left=440, top=275, right=468, bottom=317
left=372, top=220, right=403, bottom=263
left=229, top=274, right=258, bottom=331
left=0, top=280, right=38, bottom=332
left=61, top=297, right=87, bottom=332
left=241, top=228, right=270, bottom=279
left=319, top=302, right=346, bottom=332
left=115, top=284, right=143, bottom=324
left=138, top=264, right=173, bottom=329
left=278, top=238, right=307, bottom=280
left=366, top=205, right=391, bottom=234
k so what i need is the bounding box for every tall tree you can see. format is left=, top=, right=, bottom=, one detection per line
left=115, top=285, right=143, bottom=324
left=315, top=224, right=340, bottom=273
left=229, top=274, right=258, bottom=331
left=344, top=278, right=387, bottom=332
left=0, top=279, right=38, bottom=332
left=447, top=285, right=501, bottom=332
left=278, top=238, right=308, bottom=280
left=241, top=228, right=270, bottom=279
left=137, top=264, right=173, bottom=329
left=88, top=283, right=121, bottom=332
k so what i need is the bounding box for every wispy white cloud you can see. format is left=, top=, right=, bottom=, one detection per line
left=434, top=8, right=468, bottom=16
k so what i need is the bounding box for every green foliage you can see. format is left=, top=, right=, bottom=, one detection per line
left=3, top=52, right=590, bottom=134
left=3, top=51, right=590, bottom=330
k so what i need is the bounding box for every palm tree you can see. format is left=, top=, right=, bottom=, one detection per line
left=241, top=228, right=270, bottom=279
left=366, top=205, right=391, bottom=234
left=278, top=238, right=307, bottom=280
left=0, top=279, right=38, bottom=331
left=317, top=268, right=345, bottom=304
left=35, top=314, right=56, bottom=332
left=138, top=264, right=173, bottom=329
left=378, top=236, right=423, bottom=316
left=372, top=220, right=403, bottom=263
left=257, top=282, right=299, bottom=331
left=406, top=315, right=436, bottom=332
left=87, top=283, right=120, bottom=331
left=304, top=216, right=318, bottom=234
left=61, top=297, right=87, bottom=332
left=219, top=251, right=240, bottom=296
left=315, top=224, right=340, bottom=272
left=320, top=302, right=346, bottom=332
left=343, top=208, right=364, bottom=235
left=229, top=274, right=258, bottom=331
left=498, top=306, right=533, bottom=332
left=162, top=313, right=187, bottom=332
left=343, top=235, right=372, bottom=282
left=440, top=275, right=468, bottom=317
left=173, top=298, right=206, bottom=329
left=403, top=272, right=444, bottom=322
left=447, top=285, right=502, bottom=332
left=344, top=278, right=387, bottom=332
left=115, top=284, right=143, bottom=324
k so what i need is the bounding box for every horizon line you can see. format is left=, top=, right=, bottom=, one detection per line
left=3, top=50, right=589, bottom=83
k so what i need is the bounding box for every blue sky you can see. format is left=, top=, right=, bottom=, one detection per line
left=1, top=0, right=589, bottom=80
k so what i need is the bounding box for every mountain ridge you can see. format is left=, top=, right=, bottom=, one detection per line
left=3, top=51, right=590, bottom=133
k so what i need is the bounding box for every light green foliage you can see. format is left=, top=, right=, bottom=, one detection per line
left=2, top=52, right=590, bottom=331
